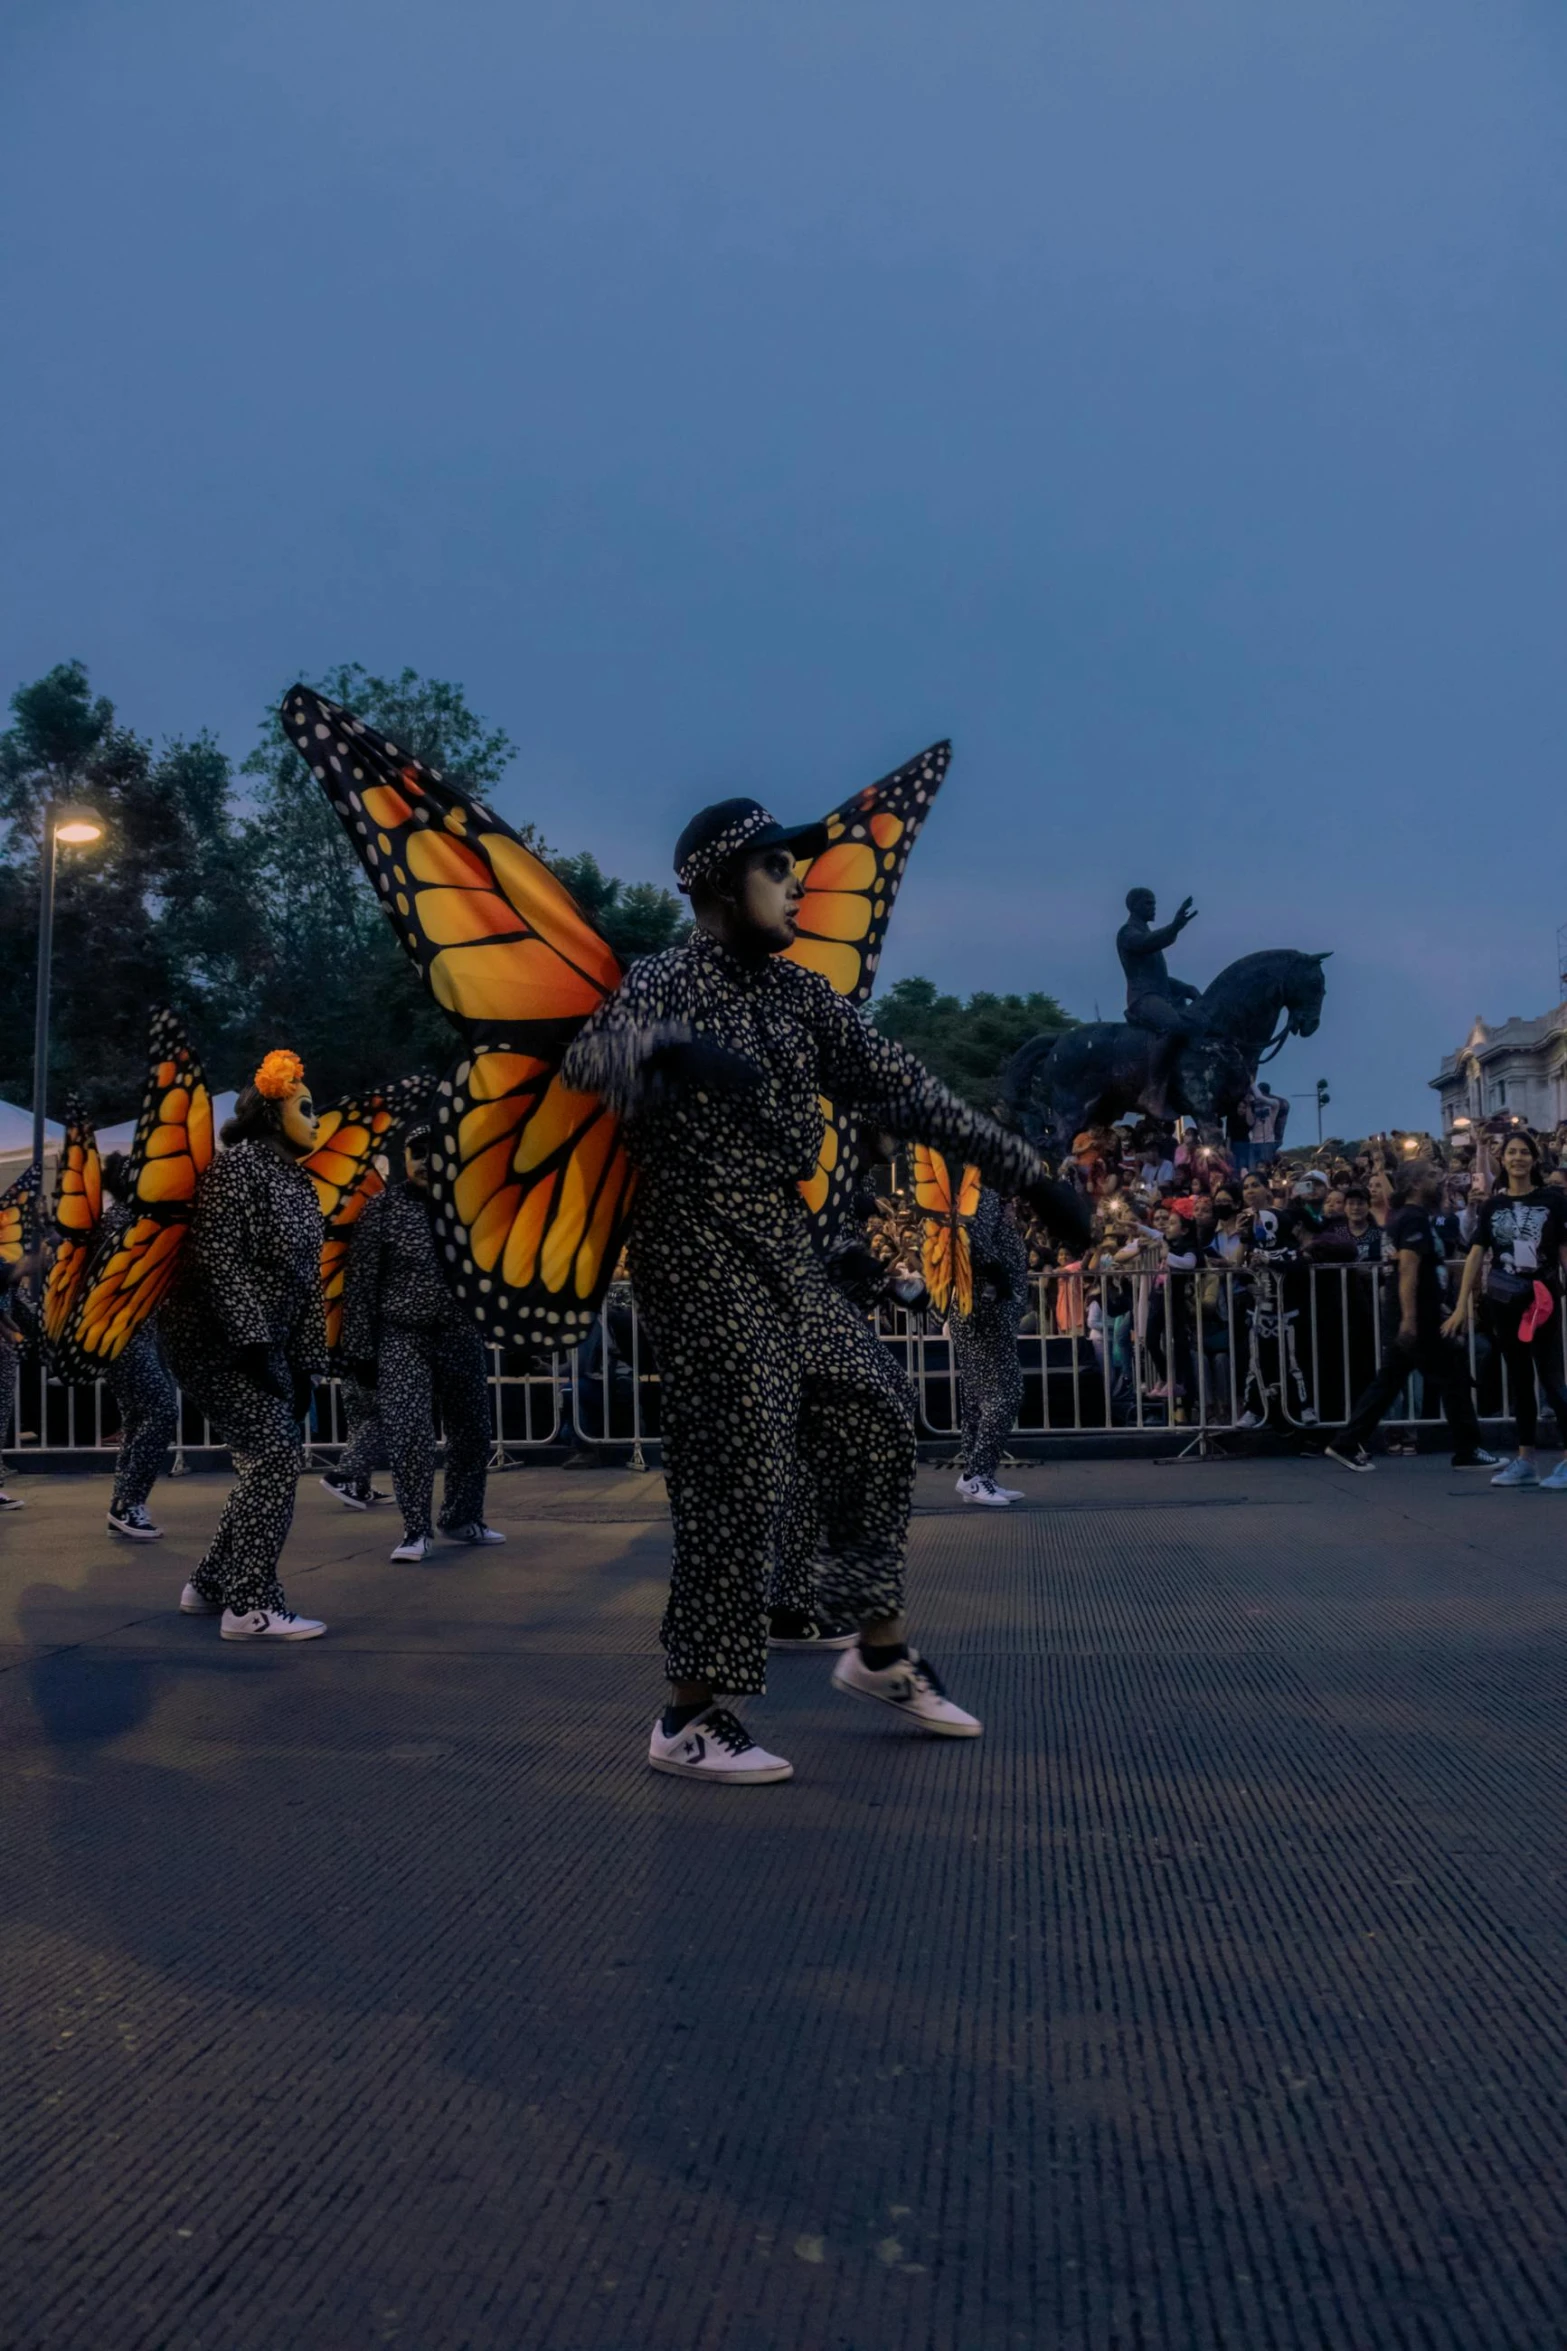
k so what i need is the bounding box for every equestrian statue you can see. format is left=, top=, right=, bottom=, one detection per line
left=1004, top=887, right=1329, bottom=1152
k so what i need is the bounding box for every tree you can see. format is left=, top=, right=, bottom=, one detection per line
left=0, top=662, right=261, bottom=1122
left=546, top=851, right=691, bottom=962
left=870, top=976, right=1080, bottom=1108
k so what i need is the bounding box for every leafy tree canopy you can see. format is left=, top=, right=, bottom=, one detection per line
left=869, top=976, right=1080, bottom=1108
left=547, top=851, right=691, bottom=963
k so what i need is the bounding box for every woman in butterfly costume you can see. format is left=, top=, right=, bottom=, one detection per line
left=160, top=1052, right=329, bottom=1642
left=340, top=1121, right=502, bottom=1562
left=563, top=797, right=1087, bottom=1785
left=950, top=1185, right=1031, bottom=1508
left=98, top=1152, right=180, bottom=1540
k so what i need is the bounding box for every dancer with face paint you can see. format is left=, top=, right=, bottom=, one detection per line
left=340, top=1122, right=501, bottom=1562
left=562, top=798, right=1089, bottom=1784
left=161, top=1051, right=330, bottom=1640
left=98, top=1150, right=180, bottom=1542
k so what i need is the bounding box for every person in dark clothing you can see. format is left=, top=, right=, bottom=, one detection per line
left=1325, top=1161, right=1501, bottom=1475
left=97, top=1152, right=180, bottom=1542
left=1444, top=1129, right=1567, bottom=1488
left=340, top=1123, right=500, bottom=1562
left=562, top=793, right=1088, bottom=1784
left=161, top=1051, right=330, bottom=1639
left=951, top=1185, right=1029, bottom=1505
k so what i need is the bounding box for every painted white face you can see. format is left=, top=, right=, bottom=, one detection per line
left=737, top=844, right=806, bottom=952
left=280, top=1087, right=318, bottom=1155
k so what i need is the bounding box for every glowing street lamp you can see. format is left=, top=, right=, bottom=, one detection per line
left=30, top=807, right=103, bottom=1274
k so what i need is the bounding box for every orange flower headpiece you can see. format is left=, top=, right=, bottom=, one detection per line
left=254, top=1048, right=306, bottom=1100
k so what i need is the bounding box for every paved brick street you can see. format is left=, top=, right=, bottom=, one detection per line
left=1, top=1453, right=1563, bottom=2351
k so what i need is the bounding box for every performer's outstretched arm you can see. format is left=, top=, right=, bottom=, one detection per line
left=560, top=961, right=694, bottom=1110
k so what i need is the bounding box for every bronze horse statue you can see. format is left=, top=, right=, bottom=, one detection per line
left=1004, top=948, right=1329, bottom=1151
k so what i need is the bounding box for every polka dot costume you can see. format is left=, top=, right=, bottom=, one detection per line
left=950, top=1188, right=1029, bottom=1483
left=107, top=1321, right=178, bottom=1514
left=342, top=1181, right=492, bottom=1542
left=563, top=930, right=1045, bottom=1694
left=162, top=1141, right=326, bottom=1614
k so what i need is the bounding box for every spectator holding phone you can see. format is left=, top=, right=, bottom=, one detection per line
left=1444, top=1129, right=1567, bottom=1489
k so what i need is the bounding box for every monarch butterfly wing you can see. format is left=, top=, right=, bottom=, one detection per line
left=427, top=1043, right=639, bottom=1351
left=911, top=1143, right=955, bottom=1220
left=0, top=1165, right=40, bottom=1267
left=307, top=1078, right=431, bottom=1352
left=280, top=686, right=623, bottom=1044
left=55, top=1008, right=214, bottom=1378
left=281, top=689, right=640, bottom=1349
left=799, top=1096, right=868, bottom=1253
left=956, top=1164, right=983, bottom=1220
left=42, top=1097, right=102, bottom=1347
left=783, top=740, right=950, bottom=1007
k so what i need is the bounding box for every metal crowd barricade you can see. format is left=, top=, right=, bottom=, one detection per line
left=8, top=1265, right=1567, bottom=1465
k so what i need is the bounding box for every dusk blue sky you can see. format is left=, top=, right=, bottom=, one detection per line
left=5, top=1, right=1565, bottom=1137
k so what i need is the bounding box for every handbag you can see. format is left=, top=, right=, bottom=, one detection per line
left=1485, top=1267, right=1536, bottom=1311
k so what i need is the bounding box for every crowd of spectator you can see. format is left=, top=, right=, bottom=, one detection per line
left=864, top=1114, right=1567, bottom=1436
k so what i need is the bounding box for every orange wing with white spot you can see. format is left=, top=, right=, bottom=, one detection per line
left=282, top=686, right=637, bottom=1350
left=913, top=1144, right=981, bottom=1319
left=55, top=1009, right=214, bottom=1379
left=788, top=742, right=950, bottom=1241
left=305, top=1079, right=430, bottom=1353
left=0, top=1164, right=39, bottom=1267
left=42, top=1097, right=102, bottom=1348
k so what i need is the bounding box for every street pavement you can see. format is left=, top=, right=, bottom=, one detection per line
left=1, top=1451, right=1563, bottom=2351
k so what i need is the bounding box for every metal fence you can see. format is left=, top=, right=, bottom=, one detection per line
left=5, top=1262, right=1563, bottom=1465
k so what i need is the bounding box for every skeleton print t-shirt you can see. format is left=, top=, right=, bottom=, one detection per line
left=1471, top=1188, right=1567, bottom=1284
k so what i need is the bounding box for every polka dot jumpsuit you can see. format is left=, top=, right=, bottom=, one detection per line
left=341, top=1181, right=491, bottom=1544
left=162, top=1141, right=327, bottom=1614
left=950, top=1187, right=1029, bottom=1483
left=563, top=931, right=1043, bottom=1694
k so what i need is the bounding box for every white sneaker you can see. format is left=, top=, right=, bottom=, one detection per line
left=962, top=1477, right=1012, bottom=1507
left=954, top=1473, right=978, bottom=1496
left=220, top=1607, right=327, bottom=1642
left=0, top=1490, right=26, bottom=1509
left=832, top=1646, right=982, bottom=1737
left=179, top=1582, right=222, bottom=1615
left=391, top=1535, right=430, bottom=1563
left=991, top=1481, right=1025, bottom=1501
left=1539, top=1460, right=1567, bottom=1491
left=107, top=1505, right=163, bottom=1541
left=647, top=1705, right=793, bottom=1784
left=1491, top=1456, right=1540, bottom=1489
left=442, top=1521, right=506, bottom=1545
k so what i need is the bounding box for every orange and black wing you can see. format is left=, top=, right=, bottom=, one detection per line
left=282, top=688, right=638, bottom=1349
left=784, top=741, right=950, bottom=1008
left=55, top=1009, right=214, bottom=1378
left=0, top=1164, right=39, bottom=1267
left=912, top=1144, right=979, bottom=1318
left=430, top=1045, right=639, bottom=1350
left=788, top=743, right=950, bottom=1242
left=280, top=686, right=623, bottom=1042
left=42, top=1097, right=102, bottom=1347
left=306, top=1078, right=430, bottom=1353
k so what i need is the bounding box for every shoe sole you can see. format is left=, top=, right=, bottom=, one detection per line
left=832, top=1675, right=982, bottom=1738
left=390, top=1551, right=429, bottom=1564
left=648, top=1754, right=794, bottom=1783
left=1325, top=1452, right=1374, bottom=1474
left=220, top=1624, right=328, bottom=1642
left=768, top=1632, right=857, bottom=1650
left=319, top=1478, right=369, bottom=1511
left=963, top=1494, right=1012, bottom=1507
left=179, top=1602, right=222, bottom=1616
left=107, top=1521, right=163, bottom=1540
left=1453, top=1461, right=1503, bottom=1471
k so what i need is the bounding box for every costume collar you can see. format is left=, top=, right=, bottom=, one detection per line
left=687, top=928, right=782, bottom=989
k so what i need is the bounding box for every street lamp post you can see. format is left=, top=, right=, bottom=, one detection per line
left=30, top=807, right=102, bottom=1276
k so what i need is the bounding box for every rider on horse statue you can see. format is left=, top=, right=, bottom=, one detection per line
left=1117, top=887, right=1203, bottom=1118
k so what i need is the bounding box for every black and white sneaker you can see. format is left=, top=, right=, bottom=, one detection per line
left=0, top=1489, right=24, bottom=1510
left=647, top=1705, right=793, bottom=1784
left=319, top=1473, right=370, bottom=1511
left=1325, top=1442, right=1375, bottom=1474
left=767, top=1608, right=857, bottom=1650
left=107, top=1504, right=163, bottom=1541
left=442, top=1522, right=506, bottom=1546
left=832, top=1646, right=981, bottom=1737
left=1451, top=1448, right=1504, bottom=1471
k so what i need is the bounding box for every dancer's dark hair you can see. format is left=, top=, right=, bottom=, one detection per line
left=220, top=1085, right=287, bottom=1148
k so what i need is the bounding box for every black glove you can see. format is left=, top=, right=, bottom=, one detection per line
left=643, top=1038, right=764, bottom=1103
left=290, top=1370, right=316, bottom=1423
left=234, top=1342, right=290, bottom=1402
left=1022, top=1176, right=1094, bottom=1254
left=343, top=1358, right=379, bottom=1391
left=825, top=1239, right=890, bottom=1308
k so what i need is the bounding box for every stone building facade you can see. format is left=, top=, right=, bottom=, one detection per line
left=1430, top=1007, right=1567, bottom=1134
